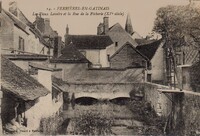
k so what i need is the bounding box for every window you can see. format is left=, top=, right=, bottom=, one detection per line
left=107, top=54, right=110, bottom=61
left=183, top=52, right=185, bottom=65
left=115, top=42, right=118, bottom=47
left=18, top=37, right=25, bottom=51
left=147, top=74, right=152, bottom=82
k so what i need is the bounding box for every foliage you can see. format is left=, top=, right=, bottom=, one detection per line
left=73, top=111, right=114, bottom=135
left=127, top=96, right=165, bottom=135
left=153, top=4, right=200, bottom=47
left=39, top=114, right=64, bottom=135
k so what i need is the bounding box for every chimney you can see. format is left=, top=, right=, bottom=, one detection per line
left=65, top=25, right=69, bottom=45
left=9, top=1, right=18, bottom=17
left=44, top=18, right=50, bottom=34
left=53, top=36, right=62, bottom=58
left=44, top=18, right=50, bottom=26
left=35, top=16, right=45, bottom=33
left=66, top=24, right=69, bottom=35
left=97, top=23, right=104, bottom=35
left=103, top=17, right=109, bottom=34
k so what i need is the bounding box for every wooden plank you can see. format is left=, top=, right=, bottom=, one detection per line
left=157, top=89, right=184, bottom=93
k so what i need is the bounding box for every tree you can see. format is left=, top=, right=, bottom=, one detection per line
left=153, top=4, right=200, bottom=47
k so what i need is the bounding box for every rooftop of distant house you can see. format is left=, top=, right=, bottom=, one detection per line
left=65, top=35, right=113, bottom=49
left=136, top=39, right=162, bottom=60
left=50, top=43, right=90, bottom=63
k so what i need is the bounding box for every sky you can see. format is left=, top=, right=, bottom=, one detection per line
left=2, top=0, right=189, bottom=39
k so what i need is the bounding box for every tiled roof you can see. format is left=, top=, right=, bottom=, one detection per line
left=3, top=9, right=28, bottom=34
left=50, top=43, right=89, bottom=63
left=110, top=42, right=149, bottom=60
left=1, top=56, right=50, bottom=101
left=107, top=23, right=138, bottom=47
left=65, top=35, right=113, bottom=49
left=136, top=39, right=162, bottom=60
left=135, top=38, right=157, bottom=45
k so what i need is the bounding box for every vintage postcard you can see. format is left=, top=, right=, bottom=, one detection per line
left=0, top=0, right=200, bottom=135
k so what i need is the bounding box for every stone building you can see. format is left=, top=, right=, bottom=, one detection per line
left=1, top=56, right=49, bottom=134
left=136, top=39, right=164, bottom=83
left=0, top=2, right=53, bottom=56
left=1, top=56, right=64, bottom=135
left=33, top=15, right=65, bottom=58
left=50, top=43, right=89, bottom=81
left=110, top=42, right=148, bottom=69
left=65, top=30, right=114, bottom=68
left=97, top=16, right=142, bottom=56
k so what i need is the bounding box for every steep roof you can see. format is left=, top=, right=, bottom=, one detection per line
left=125, top=13, right=134, bottom=35
left=65, top=35, right=113, bottom=49
left=1, top=56, right=50, bottom=101
left=3, top=9, right=28, bottom=34
left=50, top=43, right=89, bottom=63
left=135, top=38, right=157, bottom=45
left=110, top=42, right=149, bottom=60
left=108, top=23, right=138, bottom=47
left=136, top=39, right=162, bottom=60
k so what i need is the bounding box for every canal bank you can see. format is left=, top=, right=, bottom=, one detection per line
left=53, top=81, right=200, bottom=135
left=58, top=95, right=165, bottom=135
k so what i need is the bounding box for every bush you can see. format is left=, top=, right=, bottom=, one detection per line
left=73, top=111, right=114, bottom=135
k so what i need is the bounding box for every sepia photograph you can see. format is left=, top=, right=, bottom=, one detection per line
left=0, top=0, right=200, bottom=135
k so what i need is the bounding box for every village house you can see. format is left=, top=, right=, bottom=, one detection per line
left=1, top=56, right=64, bottom=135
left=109, top=42, right=148, bottom=69
left=33, top=14, right=65, bottom=58
left=65, top=27, right=114, bottom=68
left=97, top=15, right=142, bottom=56
left=1, top=56, right=48, bottom=134
left=0, top=2, right=53, bottom=56
left=136, top=38, right=164, bottom=83
left=50, top=42, right=90, bottom=81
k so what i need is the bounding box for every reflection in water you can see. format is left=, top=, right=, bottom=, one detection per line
left=61, top=97, right=144, bottom=135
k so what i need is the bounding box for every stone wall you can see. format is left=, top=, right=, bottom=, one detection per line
left=50, top=63, right=145, bottom=83
left=143, top=82, right=172, bottom=117
left=143, top=82, right=200, bottom=135
left=181, top=93, right=200, bottom=135
left=0, top=89, right=3, bottom=135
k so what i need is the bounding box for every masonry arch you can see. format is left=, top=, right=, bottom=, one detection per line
left=74, top=97, right=98, bottom=105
